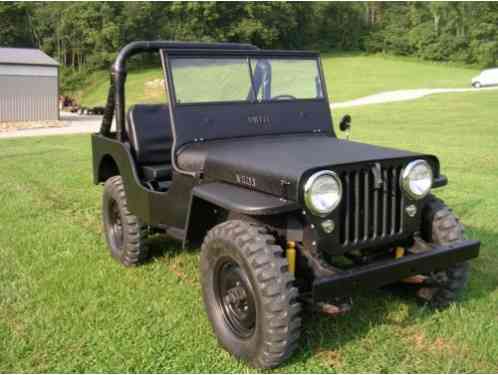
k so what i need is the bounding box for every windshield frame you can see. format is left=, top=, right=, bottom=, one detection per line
left=160, top=49, right=329, bottom=107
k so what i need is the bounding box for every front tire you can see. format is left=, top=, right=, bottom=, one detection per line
left=417, top=195, right=470, bottom=309
left=472, top=81, right=481, bottom=88
left=200, top=220, right=301, bottom=368
left=102, top=176, right=148, bottom=266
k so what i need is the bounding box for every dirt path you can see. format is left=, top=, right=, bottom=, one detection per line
left=332, top=86, right=498, bottom=109
left=0, top=112, right=102, bottom=139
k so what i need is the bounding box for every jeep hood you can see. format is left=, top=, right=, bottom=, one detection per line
left=182, top=134, right=435, bottom=201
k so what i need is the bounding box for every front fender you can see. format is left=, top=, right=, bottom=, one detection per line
left=183, top=182, right=299, bottom=248
left=192, top=182, right=299, bottom=215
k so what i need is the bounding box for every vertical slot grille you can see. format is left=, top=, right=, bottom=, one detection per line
left=340, top=165, right=404, bottom=246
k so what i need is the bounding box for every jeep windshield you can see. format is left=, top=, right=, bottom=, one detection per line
left=168, top=56, right=324, bottom=104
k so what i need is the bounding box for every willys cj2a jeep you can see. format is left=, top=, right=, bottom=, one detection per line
left=92, top=41, right=480, bottom=368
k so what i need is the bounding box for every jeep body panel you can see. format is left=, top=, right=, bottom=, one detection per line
left=192, top=182, right=299, bottom=215
left=178, top=133, right=440, bottom=200
left=183, top=182, right=300, bottom=247
left=92, top=132, right=302, bottom=244
left=92, top=133, right=193, bottom=230
left=167, top=96, right=333, bottom=151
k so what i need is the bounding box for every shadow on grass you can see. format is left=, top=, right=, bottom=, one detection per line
left=283, top=289, right=420, bottom=368
left=143, top=234, right=191, bottom=262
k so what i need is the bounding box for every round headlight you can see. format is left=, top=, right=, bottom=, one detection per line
left=304, top=171, right=342, bottom=216
left=401, top=160, right=433, bottom=199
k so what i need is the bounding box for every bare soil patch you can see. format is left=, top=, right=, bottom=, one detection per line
left=0, top=120, right=65, bottom=133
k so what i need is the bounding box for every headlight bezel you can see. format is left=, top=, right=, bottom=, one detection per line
left=401, top=159, right=433, bottom=200
left=304, top=170, right=342, bottom=216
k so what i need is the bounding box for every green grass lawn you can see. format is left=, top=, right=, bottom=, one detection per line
left=323, top=53, right=478, bottom=102
left=1, top=89, right=497, bottom=372
left=78, top=53, right=478, bottom=107
left=79, top=68, right=166, bottom=109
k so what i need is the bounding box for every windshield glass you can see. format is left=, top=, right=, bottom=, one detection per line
left=170, top=57, right=324, bottom=104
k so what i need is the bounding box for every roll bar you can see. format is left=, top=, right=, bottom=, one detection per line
left=100, top=41, right=259, bottom=139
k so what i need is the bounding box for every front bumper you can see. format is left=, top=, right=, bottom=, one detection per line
left=313, top=239, right=480, bottom=302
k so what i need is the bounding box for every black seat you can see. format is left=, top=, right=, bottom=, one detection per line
left=141, top=164, right=172, bottom=181
left=126, top=104, right=173, bottom=182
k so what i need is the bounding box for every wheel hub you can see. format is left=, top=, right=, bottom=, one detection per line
left=224, top=284, right=250, bottom=315
left=109, top=200, right=124, bottom=249
left=215, top=259, right=256, bottom=338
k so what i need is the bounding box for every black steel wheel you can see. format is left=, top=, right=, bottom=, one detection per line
left=102, top=176, right=148, bottom=266
left=214, top=257, right=257, bottom=338
left=417, top=195, right=471, bottom=309
left=200, top=220, right=301, bottom=369
left=108, top=199, right=124, bottom=250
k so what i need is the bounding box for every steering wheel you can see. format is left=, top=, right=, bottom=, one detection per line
left=272, top=94, right=297, bottom=101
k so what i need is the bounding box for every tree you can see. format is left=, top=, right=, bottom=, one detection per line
left=0, top=3, right=34, bottom=47
left=1, top=1, right=496, bottom=95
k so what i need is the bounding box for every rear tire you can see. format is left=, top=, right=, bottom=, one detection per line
left=417, top=195, right=470, bottom=309
left=200, top=220, right=301, bottom=368
left=102, top=176, right=148, bottom=266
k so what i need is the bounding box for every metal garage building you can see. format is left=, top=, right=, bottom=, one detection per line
left=0, top=47, right=59, bottom=122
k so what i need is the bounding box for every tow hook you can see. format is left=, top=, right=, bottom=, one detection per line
left=402, top=274, right=428, bottom=284
left=317, top=298, right=352, bottom=316
left=395, top=246, right=428, bottom=284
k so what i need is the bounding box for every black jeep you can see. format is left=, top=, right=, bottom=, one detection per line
left=92, top=41, right=480, bottom=368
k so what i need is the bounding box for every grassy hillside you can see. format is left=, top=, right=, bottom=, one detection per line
left=1, top=90, right=496, bottom=372
left=78, top=53, right=478, bottom=107
left=79, top=68, right=165, bottom=108
left=323, top=53, right=478, bottom=102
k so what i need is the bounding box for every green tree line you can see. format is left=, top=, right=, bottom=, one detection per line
left=1, top=2, right=496, bottom=93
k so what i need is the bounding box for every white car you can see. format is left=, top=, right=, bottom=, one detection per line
left=471, top=68, right=498, bottom=88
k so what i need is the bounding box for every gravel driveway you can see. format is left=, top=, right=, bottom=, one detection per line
left=0, top=112, right=102, bottom=139
left=332, top=86, right=498, bottom=109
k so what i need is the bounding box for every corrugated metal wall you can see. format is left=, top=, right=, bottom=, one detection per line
left=0, top=73, right=58, bottom=122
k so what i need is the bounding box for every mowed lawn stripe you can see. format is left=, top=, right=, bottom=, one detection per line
left=1, top=91, right=497, bottom=372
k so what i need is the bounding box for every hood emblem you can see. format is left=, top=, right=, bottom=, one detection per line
left=248, top=115, right=271, bottom=127
left=236, top=174, right=256, bottom=187
left=372, top=163, right=383, bottom=189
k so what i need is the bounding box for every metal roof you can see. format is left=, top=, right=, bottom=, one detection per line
left=0, top=47, right=59, bottom=67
